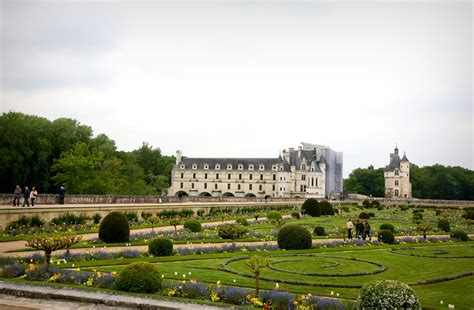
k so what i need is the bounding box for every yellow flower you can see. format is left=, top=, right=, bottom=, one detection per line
left=210, top=290, right=220, bottom=302
left=49, top=273, right=61, bottom=283
left=216, top=280, right=221, bottom=286
left=111, top=272, right=117, bottom=276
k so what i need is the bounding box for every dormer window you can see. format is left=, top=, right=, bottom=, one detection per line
left=215, top=164, right=220, bottom=170
left=238, top=164, right=243, bottom=170
left=301, top=164, right=306, bottom=171
left=249, top=164, right=254, bottom=170
left=280, top=166, right=283, bottom=171
left=204, top=164, right=209, bottom=170
left=272, top=165, right=277, bottom=170
left=180, top=165, right=185, bottom=169
left=227, top=164, right=232, bottom=170
left=395, top=170, right=399, bottom=176
left=192, top=164, right=197, bottom=170
left=259, top=165, right=264, bottom=170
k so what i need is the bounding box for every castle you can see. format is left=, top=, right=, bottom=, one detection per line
left=384, top=146, right=412, bottom=198
left=169, top=142, right=343, bottom=199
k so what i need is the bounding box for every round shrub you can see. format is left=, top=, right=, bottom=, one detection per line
left=450, top=231, right=469, bottom=241
left=378, top=229, right=395, bottom=244
left=99, top=211, right=130, bottom=243
left=267, top=211, right=282, bottom=221
left=379, top=223, right=395, bottom=233
left=148, top=237, right=173, bottom=256
left=368, top=212, right=375, bottom=218
left=183, top=219, right=202, bottom=232
left=371, top=200, right=381, bottom=208
left=313, top=226, right=325, bottom=236
left=236, top=218, right=249, bottom=226
left=462, top=210, right=474, bottom=220
left=358, top=280, right=420, bottom=309
left=377, top=205, right=384, bottom=211
left=437, top=219, right=450, bottom=232
left=319, top=200, right=334, bottom=215
left=277, top=225, right=312, bottom=250
left=114, top=262, right=162, bottom=293
left=359, top=212, right=370, bottom=219
left=301, top=198, right=321, bottom=217
left=412, top=212, right=423, bottom=222
left=217, top=224, right=247, bottom=240
left=362, top=199, right=371, bottom=208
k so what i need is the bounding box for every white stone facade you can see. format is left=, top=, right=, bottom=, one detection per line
left=384, top=146, right=412, bottom=198
left=169, top=143, right=343, bottom=199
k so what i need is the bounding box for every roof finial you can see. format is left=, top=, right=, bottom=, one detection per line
left=394, top=144, right=399, bottom=154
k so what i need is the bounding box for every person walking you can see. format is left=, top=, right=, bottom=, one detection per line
left=13, top=185, right=22, bottom=206
left=30, top=186, right=38, bottom=207
left=346, top=219, right=354, bottom=240
left=22, top=186, right=30, bottom=207
left=363, top=220, right=372, bottom=241
left=58, top=186, right=65, bottom=205
left=355, top=220, right=363, bottom=239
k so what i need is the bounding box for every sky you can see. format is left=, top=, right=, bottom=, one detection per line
left=1, top=0, right=472, bottom=178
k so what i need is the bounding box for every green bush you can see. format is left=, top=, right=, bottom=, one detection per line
left=368, top=212, right=375, bottom=218
left=462, top=210, right=474, bottom=220
left=435, top=209, right=442, bottom=216
left=266, top=211, right=282, bottom=221
left=236, top=218, right=249, bottom=226
left=277, top=225, right=312, bottom=250
left=291, top=212, right=300, bottom=219
left=8, top=216, right=30, bottom=229
left=141, top=211, right=152, bottom=221
left=157, top=210, right=179, bottom=219
left=379, top=223, right=395, bottom=232
left=437, top=219, right=450, bottom=232
left=183, top=219, right=202, bottom=232
left=148, top=238, right=173, bottom=256
left=179, top=209, right=194, bottom=218
left=217, top=224, right=248, bottom=240
left=413, top=212, right=423, bottom=222
left=99, top=211, right=130, bottom=243
left=114, top=262, right=162, bottom=293
left=400, top=205, right=410, bottom=211
left=319, top=201, right=334, bottom=215
left=378, top=229, right=395, bottom=244
left=358, top=280, right=420, bottom=309
left=341, top=206, right=350, bottom=212
left=313, top=226, right=325, bottom=236
left=377, top=205, right=384, bottom=211
left=196, top=209, right=205, bottom=217
left=371, top=200, right=381, bottom=208
left=362, top=199, right=371, bottom=208
left=123, top=211, right=139, bottom=223
left=29, top=215, right=45, bottom=227
left=359, top=212, right=370, bottom=219
left=92, top=213, right=102, bottom=224
left=51, top=213, right=87, bottom=225
left=450, top=231, right=469, bottom=241
left=301, top=198, right=321, bottom=217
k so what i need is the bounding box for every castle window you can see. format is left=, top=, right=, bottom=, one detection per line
left=301, top=164, right=306, bottom=171
left=227, top=184, right=231, bottom=190
left=249, top=174, right=253, bottom=180
left=249, top=184, right=252, bottom=190
left=301, top=175, right=306, bottom=181
left=272, top=184, right=275, bottom=191
left=216, top=173, right=219, bottom=179
left=395, top=170, right=399, bottom=176
left=315, top=178, right=318, bottom=187
left=215, top=164, right=220, bottom=170
left=204, top=183, right=207, bottom=189
left=280, top=187, right=282, bottom=191
left=280, top=166, right=283, bottom=171
left=311, top=178, right=314, bottom=187
left=181, top=173, right=184, bottom=178
left=238, top=164, right=243, bottom=170
left=259, top=185, right=263, bottom=191
left=304, top=185, right=306, bottom=191
left=395, top=189, right=399, bottom=197
left=249, top=164, right=254, bottom=170
left=273, top=174, right=276, bottom=180
left=272, top=165, right=277, bottom=170
left=204, top=173, right=208, bottom=179
left=192, top=164, right=197, bottom=169
left=259, top=165, right=264, bottom=170
left=191, top=183, right=195, bottom=189
left=215, top=184, right=218, bottom=189
left=180, top=182, right=183, bottom=189
left=300, top=185, right=304, bottom=192
left=227, top=164, right=232, bottom=170
left=238, top=184, right=241, bottom=190
left=180, top=165, right=185, bottom=169
left=193, top=173, right=196, bottom=179
left=395, top=180, right=399, bottom=186
left=204, top=164, right=209, bottom=170
left=260, top=174, right=263, bottom=180
left=228, top=173, right=231, bottom=180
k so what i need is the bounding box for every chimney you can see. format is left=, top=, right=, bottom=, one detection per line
left=298, top=146, right=302, bottom=157
left=176, top=150, right=182, bottom=165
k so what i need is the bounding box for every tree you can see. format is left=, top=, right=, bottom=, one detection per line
left=26, top=235, right=66, bottom=267
left=343, top=167, right=385, bottom=197
left=246, top=255, right=271, bottom=295
left=148, top=216, right=160, bottom=233
left=61, top=233, right=83, bottom=255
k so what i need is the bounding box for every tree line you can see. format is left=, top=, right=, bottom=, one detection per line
left=344, top=164, right=474, bottom=200
left=0, top=112, right=174, bottom=195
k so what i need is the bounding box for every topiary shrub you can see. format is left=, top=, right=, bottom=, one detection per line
left=301, top=198, right=321, bottom=217
left=358, top=280, right=420, bottom=309
left=379, top=223, right=395, bottom=232
left=378, top=229, right=395, bottom=244
left=114, top=262, right=162, bottom=293
left=319, top=201, right=334, bottom=215
left=450, top=231, right=469, bottom=241
left=368, top=212, right=375, bottom=218
left=236, top=218, right=249, bottom=226
left=313, top=226, right=325, bottom=236
left=217, top=224, right=248, bottom=240
left=437, top=219, right=450, bottom=232
left=277, top=225, right=312, bottom=250
left=371, top=200, right=381, bottom=208
left=362, top=199, right=371, bottom=208
left=266, top=211, right=282, bottom=221
left=148, top=238, right=173, bottom=256
left=183, top=219, right=202, bottom=232
left=99, top=211, right=130, bottom=243
left=359, top=212, right=370, bottom=219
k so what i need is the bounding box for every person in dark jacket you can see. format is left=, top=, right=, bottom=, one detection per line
left=58, top=186, right=65, bottom=205
left=363, top=220, right=372, bottom=240
left=355, top=220, right=364, bottom=239
left=13, top=185, right=21, bottom=207
left=22, top=186, right=30, bottom=207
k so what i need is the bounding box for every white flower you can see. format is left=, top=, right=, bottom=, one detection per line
left=161, top=275, right=165, bottom=278
left=72, top=264, right=75, bottom=267
left=233, top=279, right=236, bottom=283
left=275, top=283, right=279, bottom=289
left=336, top=293, right=339, bottom=296
left=188, top=272, right=192, bottom=275
left=440, top=301, right=444, bottom=304
left=448, top=305, right=455, bottom=309
left=331, top=291, right=334, bottom=295
left=174, top=272, right=178, bottom=275
left=182, top=274, right=186, bottom=278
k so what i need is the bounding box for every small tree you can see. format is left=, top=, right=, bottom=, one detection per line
left=26, top=235, right=66, bottom=267
left=169, top=219, right=180, bottom=233
left=254, top=213, right=261, bottom=222
left=217, top=224, right=248, bottom=245
left=62, top=233, right=83, bottom=255
left=246, top=255, right=270, bottom=295
left=416, top=222, right=432, bottom=240
left=148, top=216, right=160, bottom=233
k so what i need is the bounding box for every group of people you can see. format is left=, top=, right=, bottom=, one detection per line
left=13, top=185, right=38, bottom=207
left=13, top=185, right=66, bottom=206
left=346, top=219, right=371, bottom=241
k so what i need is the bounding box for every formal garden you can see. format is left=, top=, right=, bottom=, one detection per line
left=0, top=199, right=473, bottom=309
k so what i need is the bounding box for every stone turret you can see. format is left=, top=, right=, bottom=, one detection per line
left=176, top=150, right=182, bottom=165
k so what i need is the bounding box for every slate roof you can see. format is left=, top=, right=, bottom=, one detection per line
left=386, top=154, right=401, bottom=171
left=401, top=153, right=409, bottom=162
left=175, top=158, right=290, bottom=171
